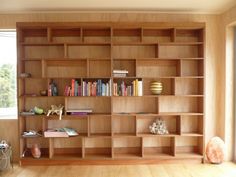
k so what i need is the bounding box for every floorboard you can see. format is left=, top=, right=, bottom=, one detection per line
left=0, top=162, right=236, bottom=177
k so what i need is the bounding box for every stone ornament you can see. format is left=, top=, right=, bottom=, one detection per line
left=149, top=118, right=169, bottom=135
left=47, top=104, right=64, bottom=120
left=206, top=136, right=226, bottom=164
left=31, top=144, right=41, bottom=159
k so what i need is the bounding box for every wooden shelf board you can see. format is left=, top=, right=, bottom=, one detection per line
left=113, top=153, right=141, bottom=159
left=21, top=42, right=63, bottom=46
left=21, top=58, right=111, bottom=61
left=68, top=42, right=111, bottom=46
left=135, top=57, right=204, bottom=61
left=141, top=76, right=204, bottom=79
left=137, top=133, right=178, bottom=137
left=113, top=133, right=136, bottom=137
left=159, top=112, right=204, bottom=116
left=180, top=58, right=204, bottom=60
left=52, top=154, right=82, bottom=160
left=18, top=77, right=46, bottom=80
left=113, top=42, right=157, bottom=46
left=159, top=42, right=203, bottom=46
left=112, top=112, right=203, bottom=116
left=19, top=114, right=46, bottom=117
left=89, top=133, right=111, bottom=137
left=21, top=42, right=111, bottom=46
left=21, top=135, right=43, bottom=139
left=20, top=156, right=49, bottom=161
left=47, top=115, right=88, bottom=120
left=112, top=42, right=203, bottom=46
left=21, top=58, right=43, bottom=61
left=180, top=133, right=203, bottom=137
left=84, top=154, right=111, bottom=159
left=143, top=153, right=173, bottom=159
left=112, top=95, right=204, bottom=98
left=175, top=152, right=203, bottom=159
left=142, top=95, right=203, bottom=97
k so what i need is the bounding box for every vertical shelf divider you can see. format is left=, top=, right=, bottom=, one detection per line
left=49, top=138, right=54, bottom=159
left=82, top=137, right=85, bottom=158
left=177, top=60, right=182, bottom=77
left=141, top=137, right=144, bottom=158
left=87, top=115, right=90, bottom=137
left=177, top=115, right=182, bottom=135
left=41, top=59, right=46, bottom=78
left=81, top=27, right=84, bottom=43
left=111, top=137, right=114, bottom=158
left=172, top=28, right=176, bottom=42
left=80, top=28, right=83, bottom=43
left=155, top=44, right=159, bottom=58
left=47, top=27, right=52, bottom=42
left=86, top=59, right=90, bottom=77
left=64, top=44, right=68, bottom=58
left=140, top=28, right=143, bottom=43
left=156, top=97, right=159, bottom=114
left=171, top=137, right=176, bottom=157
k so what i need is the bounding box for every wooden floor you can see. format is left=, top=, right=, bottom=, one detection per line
left=1, top=162, right=236, bottom=177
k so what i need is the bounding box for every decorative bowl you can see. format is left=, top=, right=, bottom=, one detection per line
left=39, top=90, right=47, bottom=96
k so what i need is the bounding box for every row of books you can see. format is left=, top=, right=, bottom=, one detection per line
left=64, top=79, right=112, bottom=96
left=113, top=80, right=143, bottom=96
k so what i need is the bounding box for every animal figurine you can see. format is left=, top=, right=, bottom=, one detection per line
left=47, top=104, right=64, bottom=120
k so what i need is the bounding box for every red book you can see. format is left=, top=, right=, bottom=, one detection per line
left=71, top=79, right=75, bottom=96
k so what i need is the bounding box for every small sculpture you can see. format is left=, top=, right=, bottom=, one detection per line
left=47, top=104, right=64, bottom=120
left=31, top=144, right=41, bottom=158
left=149, top=118, right=169, bottom=135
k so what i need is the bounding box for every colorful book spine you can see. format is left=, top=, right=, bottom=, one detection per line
left=71, top=79, right=75, bottom=96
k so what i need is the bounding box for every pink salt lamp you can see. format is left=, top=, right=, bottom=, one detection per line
left=206, top=137, right=225, bottom=164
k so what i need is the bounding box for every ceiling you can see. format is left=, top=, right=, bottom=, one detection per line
left=1, top=0, right=236, bottom=14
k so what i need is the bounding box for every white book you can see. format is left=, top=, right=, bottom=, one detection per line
left=109, top=79, right=112, bottom=96
left=138, top=81, right=143, bottom=96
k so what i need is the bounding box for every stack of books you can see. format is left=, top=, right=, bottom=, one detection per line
left=113, top=70, right=128, bottom=77
left=113, top=79, right=143, bottom=96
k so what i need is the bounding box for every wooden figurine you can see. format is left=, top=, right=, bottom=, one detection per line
left=47, top=104, right=64, bottom=120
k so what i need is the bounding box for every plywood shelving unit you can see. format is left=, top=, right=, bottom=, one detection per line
left=17, top=22, right=205, bottom=165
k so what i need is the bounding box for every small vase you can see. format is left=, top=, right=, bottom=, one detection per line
left=150, top=81, right=163, bottom=95
left=31, top=144, right=41, bottom=158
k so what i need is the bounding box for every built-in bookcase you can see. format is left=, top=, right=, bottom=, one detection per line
left=17, top=22, right=205, bottom=165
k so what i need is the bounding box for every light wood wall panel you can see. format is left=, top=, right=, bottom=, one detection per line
left=0, top=12, right=221, bottom=161
left=218, top=4, right=236, bottom=161
left=0, top=120, right=19, bottom=161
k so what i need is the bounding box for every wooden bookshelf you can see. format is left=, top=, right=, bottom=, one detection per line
left=17, top=22, right=205, bottom=165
